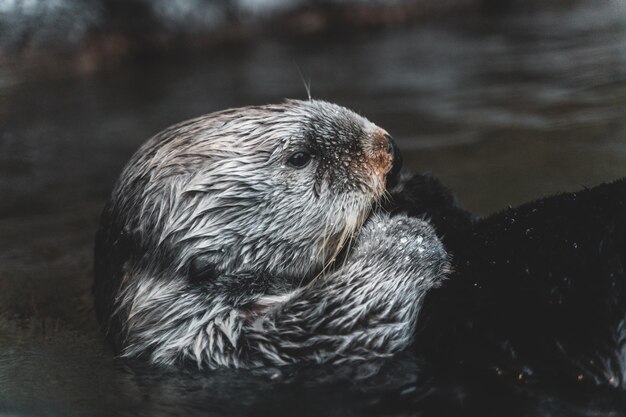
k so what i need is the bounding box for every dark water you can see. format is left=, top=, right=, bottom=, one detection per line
left=1, top=1, right=626, bottom=416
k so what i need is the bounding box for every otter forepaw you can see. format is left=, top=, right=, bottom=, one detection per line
left=358, top=213, right=442, bottom=254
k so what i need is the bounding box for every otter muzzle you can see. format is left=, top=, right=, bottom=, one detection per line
left=384, top=134, right=402, bottom=188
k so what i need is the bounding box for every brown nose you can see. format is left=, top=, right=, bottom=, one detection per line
left=384, top=133, right=402, bottom=188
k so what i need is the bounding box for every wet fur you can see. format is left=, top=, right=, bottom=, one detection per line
left=93, top=100, right=449, bottom=368
left=388, top=173, right=626, bottom=388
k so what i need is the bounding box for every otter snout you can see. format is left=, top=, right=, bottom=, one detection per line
left=385, top=133, right=402, bottom=188
left=370, top=130, right=403, bottom=189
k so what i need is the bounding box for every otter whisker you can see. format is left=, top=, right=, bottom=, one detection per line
left=339, top=199, right=360, bottom=272
left=312, top=195, right=345, bottom=284
left=295, top=65, right=312, bottom=101
left=305, top=194, right=339, bottom=286
left=313, top=193, right=359, bottom=286
left=318, top=195, right=336, bottom=258
left=381, top=186, right=392, bottom=207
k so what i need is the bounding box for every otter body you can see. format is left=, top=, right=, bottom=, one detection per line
left=389, top=174, right=626, bottom=389
left=94, top=98, right=626, bottom=389
left=93, top=100, right=449, bottom=368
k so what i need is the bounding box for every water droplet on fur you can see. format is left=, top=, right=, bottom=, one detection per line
left=400, top=237, right=408, bottom=244
left=418, top=247, right=425, bottom=253
left=573, top=242, right=578, bottom=249
left=416, top=236, right=424, bottom=244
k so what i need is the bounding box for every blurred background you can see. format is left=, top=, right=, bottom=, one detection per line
left=1, top=1, right=625, bottom=416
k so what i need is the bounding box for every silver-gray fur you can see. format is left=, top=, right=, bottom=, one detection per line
left=93, top=99, right=449, bottom=369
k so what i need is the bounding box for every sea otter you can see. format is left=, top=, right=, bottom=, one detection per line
left=93, top=99, right=449, bottom=369
left=94, top=98, right=626, bottom=389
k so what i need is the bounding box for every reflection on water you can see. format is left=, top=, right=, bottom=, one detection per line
left=1, top=1, right=625, bottom=416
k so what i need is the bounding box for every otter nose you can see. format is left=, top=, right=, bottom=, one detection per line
left=384, top=133, right=402, bottom=188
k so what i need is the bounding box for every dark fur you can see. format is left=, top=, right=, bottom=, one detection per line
left=390, top=174, right=626, bottom=388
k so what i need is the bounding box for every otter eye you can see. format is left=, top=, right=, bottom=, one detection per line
left=287, top=152, right=312, bottom=168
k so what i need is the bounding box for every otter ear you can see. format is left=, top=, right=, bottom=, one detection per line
left=188, top=254, right=218, bottom=283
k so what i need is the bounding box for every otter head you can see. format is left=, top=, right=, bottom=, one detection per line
left=98, top=100, right=400, bottom=302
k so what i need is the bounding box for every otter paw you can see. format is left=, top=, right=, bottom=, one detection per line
left=355, top=213, right=447, bottom=264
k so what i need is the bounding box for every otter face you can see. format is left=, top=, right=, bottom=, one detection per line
left=110, top=99, right=398, bottom=286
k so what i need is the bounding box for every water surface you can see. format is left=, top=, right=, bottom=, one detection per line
left=1, top=1, right=626, bottom=416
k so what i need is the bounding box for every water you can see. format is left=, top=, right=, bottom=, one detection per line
left=1, top=1, right=626, bottom=416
